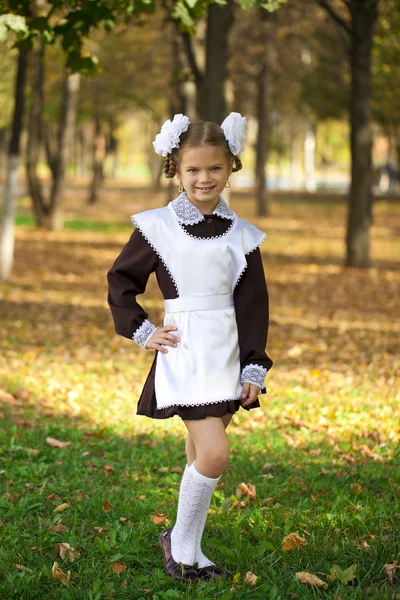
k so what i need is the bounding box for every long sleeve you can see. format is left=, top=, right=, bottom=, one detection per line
left=107, top=227, right=158, bottom=347
left=234, top=246, right=273, bottom=391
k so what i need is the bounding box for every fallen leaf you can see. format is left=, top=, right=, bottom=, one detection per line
left=46, top=437, right=72, bottom=449
left=111, top=562, right=127, bottom=574
left=14, top=564, right=33, bottom=573
left=52, top=562, right=71, bottom=585
left=245, top=571, right=258, bottom=585
left=48, top=522, right=70, bottom=533
left=46, top=493, right=62, bottom=502
left=237, top=482, right=256, bottom=500
left=282, top=533, right=308, bottom=551
left=170, top=466, right=184, bottom=473
left=104, top=464, right=114, bottom=476
left=152, top=513, right=168, bottom=525
left=57, top=542, right=81, bottom=562
left=53, top=503, right=69, bottom=513
left=328, top=563, right=357, bottom=584
left=103, top=500, right=114, bottom=512
left=77, top=492, right=87, bottom=501
left=384, top=560, right=398, bottom=584
left=296, top=571, right=328, bottom=589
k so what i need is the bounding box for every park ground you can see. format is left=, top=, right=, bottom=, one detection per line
left=0, top=188, right=399, bottom=599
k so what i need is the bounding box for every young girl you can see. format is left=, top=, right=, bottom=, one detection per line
left=107, top=112, right=273, bottom=583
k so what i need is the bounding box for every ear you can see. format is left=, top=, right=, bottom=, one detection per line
left=227, top=160, right=233, bottom=176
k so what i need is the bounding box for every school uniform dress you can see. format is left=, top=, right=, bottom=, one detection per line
left=107, top=192, right=273, bottom=420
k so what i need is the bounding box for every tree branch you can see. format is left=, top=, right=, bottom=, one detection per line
left=316, top=0, right=351, bottom=35
left=181, top=30, right=204, bottom=87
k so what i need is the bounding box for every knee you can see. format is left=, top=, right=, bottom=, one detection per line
left=201, top=440, right=230, bottom=472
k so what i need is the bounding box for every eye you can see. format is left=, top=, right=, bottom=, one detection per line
left=212, top=167, right=221, bottom=171
left=188, top=168, right=197, bottom=173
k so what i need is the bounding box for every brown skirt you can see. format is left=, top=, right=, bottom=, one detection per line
left=136, top=351, right=265, bottom=420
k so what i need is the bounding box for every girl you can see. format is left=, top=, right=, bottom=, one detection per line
left=107, top=112, right=273, bottom=583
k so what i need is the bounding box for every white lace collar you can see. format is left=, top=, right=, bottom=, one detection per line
left=169, top=192, right=236, bottom=226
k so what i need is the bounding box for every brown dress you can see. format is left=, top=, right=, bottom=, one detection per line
left=107, top=210, right=273, bottom=420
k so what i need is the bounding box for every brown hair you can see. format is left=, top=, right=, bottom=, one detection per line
left=163, top=121, right=242, bottom=179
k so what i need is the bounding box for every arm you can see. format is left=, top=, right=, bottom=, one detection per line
left=234, top=246, right=273, bottom=393
left=106, top=227, right=159, bottom=347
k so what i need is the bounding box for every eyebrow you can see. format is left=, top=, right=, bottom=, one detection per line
left=185, top=164, right=224, bottom=168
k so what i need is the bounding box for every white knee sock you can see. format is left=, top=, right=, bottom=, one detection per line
left=170, top=460, right=220, bottom=567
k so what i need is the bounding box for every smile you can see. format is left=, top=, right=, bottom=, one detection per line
left=196, top=186, right=216, bottom=192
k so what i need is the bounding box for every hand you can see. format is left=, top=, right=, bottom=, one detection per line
left=145, top=325, right=180, bottom=354
left=241, top=382, right=261, bottom=407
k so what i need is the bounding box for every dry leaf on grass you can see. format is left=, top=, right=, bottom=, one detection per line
left=102, top=500, right=114, bottom=512
left=53, top=503, right=69, bottom=513
left=296, top=571, right=328, bottom=589
left=14, top=564, right=33, bottom=573
left=282, top=533, right=308, bottom=551
left=46, top=493, right=62, bottom=502
left=111, top=562, right=127, bottom=574
left=384, top=560, right=398, bottom=584
left=151, top=513, right=168, bottom=525
left=52, top=562, right=71, bottom=584
left=236, top=482, right=256, bottom=500
left=48, top=522, right=70, bottom=533
left=245, top=571, right=258, bottom=585
left=56, top=542, right=81, bottom=561
left=104, top=464, right=114, bottom=476
left=46, top=437, right=72, bottom=448
left=170, top=465, right=184, bottom=473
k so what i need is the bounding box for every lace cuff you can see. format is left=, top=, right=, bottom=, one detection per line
left=240, top=364, right=268, bottom=389
left=132, top=319, right=158, bottom=348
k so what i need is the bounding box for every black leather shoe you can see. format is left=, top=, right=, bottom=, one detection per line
left=196, top=564, right=231, bottom=579
left=159, top=527, right=199, bottom=583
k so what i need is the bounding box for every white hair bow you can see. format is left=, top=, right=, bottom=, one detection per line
left=153, top=114, right=190, bottom=157
left=221, top=112, right=247, bottom=156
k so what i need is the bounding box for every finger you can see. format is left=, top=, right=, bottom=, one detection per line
left=158, top=335, right=179, bottom=347
left=241, top=383, right=250, bottom=400
left=152, top=343, right=168, bottom=353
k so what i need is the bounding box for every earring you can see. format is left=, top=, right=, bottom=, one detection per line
left=226, top=177, right=231, bottom=189
left=178, top=181, right=184, bottom=193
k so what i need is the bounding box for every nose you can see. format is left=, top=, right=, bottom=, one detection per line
left=198, top=171, right=213, bottom=183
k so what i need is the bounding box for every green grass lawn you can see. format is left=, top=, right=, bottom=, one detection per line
left=0, top=190, right=399, bottom=599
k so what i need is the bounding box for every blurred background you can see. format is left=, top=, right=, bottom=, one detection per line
left=0, top=2, right=399, bottom=596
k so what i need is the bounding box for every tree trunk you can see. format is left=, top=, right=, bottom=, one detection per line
left=255, top=9, right=272, bottom=217
left=26, top=39, right=50, bottom=227
left=0, top=51, right=28, bottom=281
left=346, top=0, right=379, bottom=268
left=47, top=72, right=80, bottom=230
left=88, top=117, right=106, bottom=205
left=182, top=0, right=234, bottom=122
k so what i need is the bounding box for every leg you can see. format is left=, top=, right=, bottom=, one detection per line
left=185, top=412, right=233, bottom=466
left=171, top=417, right=230, bottom=568
left=184, top=416, right=230, bottom=478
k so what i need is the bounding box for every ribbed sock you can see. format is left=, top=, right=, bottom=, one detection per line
left=170, top=460, right=220, bottom=567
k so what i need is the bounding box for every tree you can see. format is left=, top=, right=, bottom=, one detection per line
left=315, top=0, right=380, bottom=268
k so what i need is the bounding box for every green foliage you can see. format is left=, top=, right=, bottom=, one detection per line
left=1, top=0, right=286, bottom=73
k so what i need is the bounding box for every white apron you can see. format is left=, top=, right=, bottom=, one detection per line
left=131, top=202, right=266, bottom=409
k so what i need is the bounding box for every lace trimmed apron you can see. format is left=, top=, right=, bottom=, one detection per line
left=131, top=203, right=266, bottom=410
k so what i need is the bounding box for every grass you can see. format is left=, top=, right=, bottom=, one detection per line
left=0, top=188, right=399, bottom=599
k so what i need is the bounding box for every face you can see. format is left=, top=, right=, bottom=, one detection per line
left=176, top=145, right=232, bottom=213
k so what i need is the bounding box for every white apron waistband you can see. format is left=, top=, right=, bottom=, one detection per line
left=164, top=293, right=234, bottom=313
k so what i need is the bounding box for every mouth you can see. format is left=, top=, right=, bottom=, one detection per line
left=196, top=186, right=216, bottom=193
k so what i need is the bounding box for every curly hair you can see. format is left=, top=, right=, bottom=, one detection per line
left=163, top=121, right=243, bottom=179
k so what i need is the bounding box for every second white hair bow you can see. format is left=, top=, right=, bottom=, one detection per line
left=221, top=112, right=247, bottom=156
left=153, top=114, right=190, bottom=157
